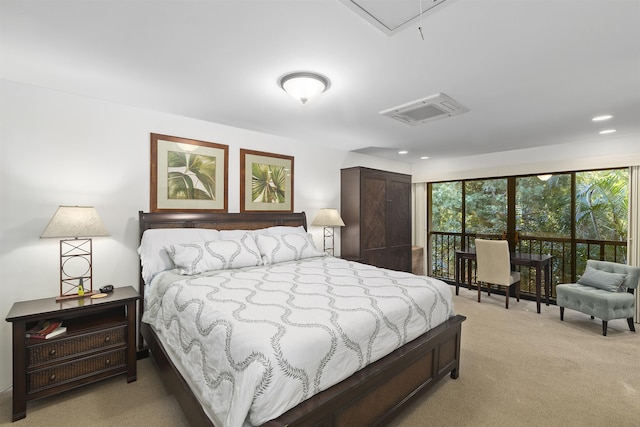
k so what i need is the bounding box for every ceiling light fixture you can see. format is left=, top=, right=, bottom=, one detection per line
left=592, top=115, right=613, bottom=122
left=599, top=129, right=616, bottom=134
left=420, top=156, right=430, bottom=160
left=398, top=150, right=408, bottom=154
left=278, top=72, right=330, bottom=104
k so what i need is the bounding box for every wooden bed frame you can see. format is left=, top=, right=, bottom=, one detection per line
left=138, top=210, right=466, bottom=427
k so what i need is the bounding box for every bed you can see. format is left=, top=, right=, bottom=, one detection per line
left=137, top=210, right=465, bottom=427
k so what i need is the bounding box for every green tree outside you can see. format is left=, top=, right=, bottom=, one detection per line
left=430, top=168, right=628, bottom=288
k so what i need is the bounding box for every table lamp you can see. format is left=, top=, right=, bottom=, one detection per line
left=41, top=206, right=110, bottom=301
left=311, top=208, right=345, bottom=256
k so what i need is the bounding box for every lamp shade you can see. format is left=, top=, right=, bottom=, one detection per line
left=41, top=206, right=110, bottom=238
left=279, top=72, right=330, bottom=104
left=311, top=209, right=345, bottom=227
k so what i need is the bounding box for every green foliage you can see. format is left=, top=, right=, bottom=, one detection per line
left=575, top=169, right=628, bottom=241
left=251, top=163, right=286, bottom=203
left=464, top=179, right=507, bottom=234
left=516, top=174, right=572, bottom=237
left=432, top=170, right=627, bottom=240
left=167, top=151, right=216, bottom=200
left=430, top=169, right=629, bottom=283
left=431, top=182, right=462, bottom=232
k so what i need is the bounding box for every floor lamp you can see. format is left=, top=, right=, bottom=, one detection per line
left=311, top=208, right=345, bottom=256
left=41, top=206, right=110, bottom=301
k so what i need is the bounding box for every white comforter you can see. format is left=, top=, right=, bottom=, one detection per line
left=142, top=256, right=454, bottom=427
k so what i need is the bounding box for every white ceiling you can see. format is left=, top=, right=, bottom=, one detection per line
left=2, top=0, right=639, bottom=164
left=338, top=0, right=451, bottom=34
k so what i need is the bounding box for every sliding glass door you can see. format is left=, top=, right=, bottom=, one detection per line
left=429, top=168, right=628, bottom=299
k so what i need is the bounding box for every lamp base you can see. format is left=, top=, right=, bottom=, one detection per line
left=323, top=227, right=335, bottom=256
left=58, top=238, right=95, bottom=301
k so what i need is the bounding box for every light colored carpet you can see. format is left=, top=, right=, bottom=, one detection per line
left=0, top=354, right=187, bottom=427
left=389, top=287, right=640, bottom=427
left=1, top=286, right=639, bottom=426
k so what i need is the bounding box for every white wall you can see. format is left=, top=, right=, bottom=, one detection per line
left=0, top=79, right=409, bottom=392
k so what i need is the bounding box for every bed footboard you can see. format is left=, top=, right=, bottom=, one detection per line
left=263, top=314, right=466, bottom=426
left=142, top=314, right=465, bottom=427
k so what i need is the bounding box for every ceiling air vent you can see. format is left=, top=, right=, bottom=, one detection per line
left=380, top=93, right=469, bottom=126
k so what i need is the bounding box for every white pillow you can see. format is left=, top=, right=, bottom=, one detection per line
left=220, top=229, right=255, bottom=239
left=255, top=232, right=324, bottom=265
left=138, top=228, right=221, bottom=284
left=166, top=234, right=262, bottom=275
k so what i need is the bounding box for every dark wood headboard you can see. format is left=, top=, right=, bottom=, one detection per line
left=139, top=210, right=307, bottom=235
left=137, top=210, right=307, bottom=351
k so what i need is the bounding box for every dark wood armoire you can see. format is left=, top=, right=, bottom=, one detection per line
left=340, top=167, right=412, bottom=272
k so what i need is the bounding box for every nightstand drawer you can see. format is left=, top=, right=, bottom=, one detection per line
left=28, top=325, right=126, bottom=367
left=28, top=348, right=126, bottom=394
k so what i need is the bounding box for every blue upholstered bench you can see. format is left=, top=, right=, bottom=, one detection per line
left=556, top=260, right=640, bottom=336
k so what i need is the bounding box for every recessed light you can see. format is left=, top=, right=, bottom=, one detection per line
left=599, top=129, right=616, bottom=134
left=592, top=115, right=613, bottom=122
left=398, top=150, right=408, bottom=154
left=420, top=156, right=430, bottom=160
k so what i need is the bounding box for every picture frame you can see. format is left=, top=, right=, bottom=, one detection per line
left=240, top=149, right=294, bottom=212
left=150, top=133, right=228, bottom=212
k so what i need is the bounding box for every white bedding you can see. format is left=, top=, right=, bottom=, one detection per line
left=142, top=255, right=454, bottom=427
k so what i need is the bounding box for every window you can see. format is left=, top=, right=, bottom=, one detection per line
left=431, top=181, right=462, bottom=233
left=465, top=178, right=507, bottom=236
left=516, top=174, right=571, bottom=239
left=428, top=168, right=629, bottom=298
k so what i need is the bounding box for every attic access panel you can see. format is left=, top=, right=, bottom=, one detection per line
left=339, top=0, right=450, bottom=35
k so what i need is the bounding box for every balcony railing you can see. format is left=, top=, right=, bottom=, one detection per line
left=429, top=231, right=627, bottom=300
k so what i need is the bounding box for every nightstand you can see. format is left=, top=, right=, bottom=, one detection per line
left=5, top=286, right=139, bottom=421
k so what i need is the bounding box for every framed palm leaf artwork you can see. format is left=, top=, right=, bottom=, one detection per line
left=240, top=149, right=294, bottom=212
left=151, top=133, right=228, bottom=212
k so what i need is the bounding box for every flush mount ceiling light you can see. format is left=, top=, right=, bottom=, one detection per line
left=278, top=72, right=330, bottom=104
left=592, top=115, right=613, bottom=121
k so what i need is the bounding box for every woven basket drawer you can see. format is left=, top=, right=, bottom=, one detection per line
left=28, top=326, right=126, bottom=367
left=28, top=349, right=125, bottom=393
